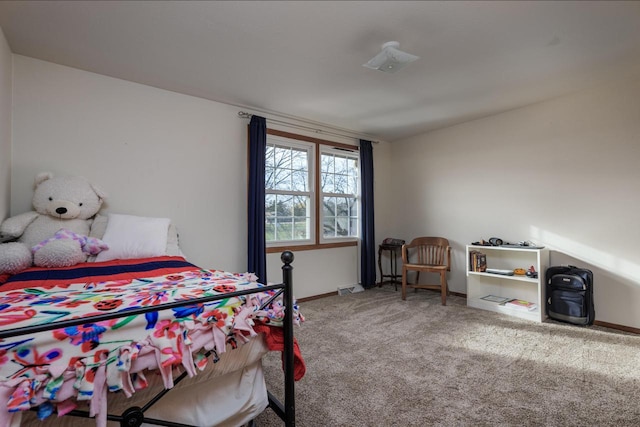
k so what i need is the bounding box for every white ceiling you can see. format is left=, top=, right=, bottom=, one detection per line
left=1, top=1, right=640, bottom=142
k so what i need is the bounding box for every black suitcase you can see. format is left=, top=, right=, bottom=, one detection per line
left=545, top=265, right=594, bottom=325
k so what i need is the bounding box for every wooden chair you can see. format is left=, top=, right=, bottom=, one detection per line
left=401, top=237, right=451, bottom=305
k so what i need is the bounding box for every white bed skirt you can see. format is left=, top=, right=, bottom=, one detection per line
left=18, top=336, right=270, bottom=427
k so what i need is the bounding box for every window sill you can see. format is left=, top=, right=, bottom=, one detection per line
left=266, top=240, right=357, bottom=253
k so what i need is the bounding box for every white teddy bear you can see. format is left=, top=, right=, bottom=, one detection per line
left=0, top=172, right=108, bottom=274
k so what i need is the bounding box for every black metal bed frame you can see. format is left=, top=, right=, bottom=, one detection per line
left=0, top=251, right=296, bottom=427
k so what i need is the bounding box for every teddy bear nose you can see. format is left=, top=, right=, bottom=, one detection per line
left=56, top=207, right=68, bottom=215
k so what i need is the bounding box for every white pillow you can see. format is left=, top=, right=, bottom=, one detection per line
left=95, top=213, right=171, bottom=262
left=90, top=213, right=184, bottom=259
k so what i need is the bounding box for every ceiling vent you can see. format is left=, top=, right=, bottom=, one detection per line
left=362, top=41, right=419, bottom=73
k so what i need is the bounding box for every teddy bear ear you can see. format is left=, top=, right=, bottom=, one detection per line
left=91, top=184, right=108, bottom=201
left=34, top=172, right=53, bottom=187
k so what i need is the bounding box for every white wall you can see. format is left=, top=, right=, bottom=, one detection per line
left=0, top=27, right=11, bottom=221
left=10, top=55, right=391, bottom=298
left=371, top=140, right=394, bottom=250
left=391, top=75, right=640, bottom=328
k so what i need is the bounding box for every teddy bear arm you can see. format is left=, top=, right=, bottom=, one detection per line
left=0, top=212, right=40, bottom=242
left=33, top=239, right=87, bottom=268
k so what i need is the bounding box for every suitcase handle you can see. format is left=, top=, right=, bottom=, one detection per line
left=549, top=274, right=587, bottom=290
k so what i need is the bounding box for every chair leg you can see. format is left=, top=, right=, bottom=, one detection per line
left=440, top=271, right=447, bottom=306
left=401, top=268, right=407, bottom=300
left=414, top=272, right=420, bottom=293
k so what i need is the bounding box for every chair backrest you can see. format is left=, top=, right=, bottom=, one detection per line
left=403, top=237, right=451, bottom=270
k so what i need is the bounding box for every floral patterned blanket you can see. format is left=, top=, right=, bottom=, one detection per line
left=0, top=256, right=302, bottom=427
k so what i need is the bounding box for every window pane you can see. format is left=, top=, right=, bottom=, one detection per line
left=265, top=166, right=275, bottom=189
left=323, top=216, right=352, bottom=237
left=274, top=146, right=291, bottom=170
left=322, top=196, right=335, bottom=217
left=334, top=173, right=348, bottom=194
left=267, top=144, right=309, bottom=193
left=291, top=149, right=307, bottom=171
left=293, top=218, right=309, bottom=240
left=321, top=172, right=333, bottom=193
left=348, top=175, right=358, bottom=195
left=275, top=220, right=293, bottom=241
left=349, top=198, right=358, bottom=216
left=336, top=197, right=349, bottom=216
left=320, top=151, right=359, bottom=197
left=265, top=146, right=275, bottom=168
left=265, top=194, right=276, bottom=216
left=323, top=216, right=336, bottom=238
left=292, top=170, right=308, bottom=192
left=266, top=218, right=275, bottom=241
left=335, top=217, right=349, bottom=236
left=276, top=195, right=293, bottom=217
left=293, top=195, right=309, bottom=217
left=321, top=154, right=333, bottom=174
left=274, top=169, right=292, bottom=191
left=322, top=195, right=358, bottom=238
left=335, top=156, right=347, bottom=175
left=266, top=192, right=310, bottom=243
left=350, top=218, right=359, bottom=236
left=348, top=158, right=358, bottom=176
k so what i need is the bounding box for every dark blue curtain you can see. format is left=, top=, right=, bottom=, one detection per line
left=248, top=115, right=267, bottom=284
left=360, top=139, right=376, bottom=288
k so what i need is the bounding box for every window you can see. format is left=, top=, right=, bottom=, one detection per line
left=265, top=137, right=314, bottom=244
left=265, top=130, right=359, bottom=251
left=320, top=147, right=359, bottom=241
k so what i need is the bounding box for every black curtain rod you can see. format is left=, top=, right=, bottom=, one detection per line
left=238, top=111, right=380, bottom=144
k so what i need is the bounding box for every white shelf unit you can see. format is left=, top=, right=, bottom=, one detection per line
left=466, top=245, right=549, bottom=322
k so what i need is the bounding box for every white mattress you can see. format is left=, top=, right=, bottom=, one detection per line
left=18, top=336, right=270, bottom=427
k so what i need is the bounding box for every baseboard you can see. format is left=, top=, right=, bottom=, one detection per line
left=298, top=291, right=337, bottom=302
left=452, top=291, right=638, bottom=334
left=297, top=289, right=639, bottom=335
left=593, top=320, right=640, bottom=334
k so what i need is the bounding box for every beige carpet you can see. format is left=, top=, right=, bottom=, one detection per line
left=255, top=287, right=640, bottom=426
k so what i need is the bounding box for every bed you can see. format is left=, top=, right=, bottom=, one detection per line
left=0, top=214, right=302, bottom=427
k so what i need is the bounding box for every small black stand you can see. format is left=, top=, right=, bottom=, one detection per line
left=377, top=244, right=402, bottom=290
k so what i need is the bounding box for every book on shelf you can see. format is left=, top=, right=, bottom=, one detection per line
left=480, top=295, right=511, bottom=304
left=504, top=299, right=538, bottom=311
left=469, top=250, right=487, bottom=272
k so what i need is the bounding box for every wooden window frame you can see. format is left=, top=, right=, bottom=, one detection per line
left=265, top=129, right=359, bottom=254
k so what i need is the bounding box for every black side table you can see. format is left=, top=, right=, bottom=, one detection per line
left=378, top=244, right=403, bottom=290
